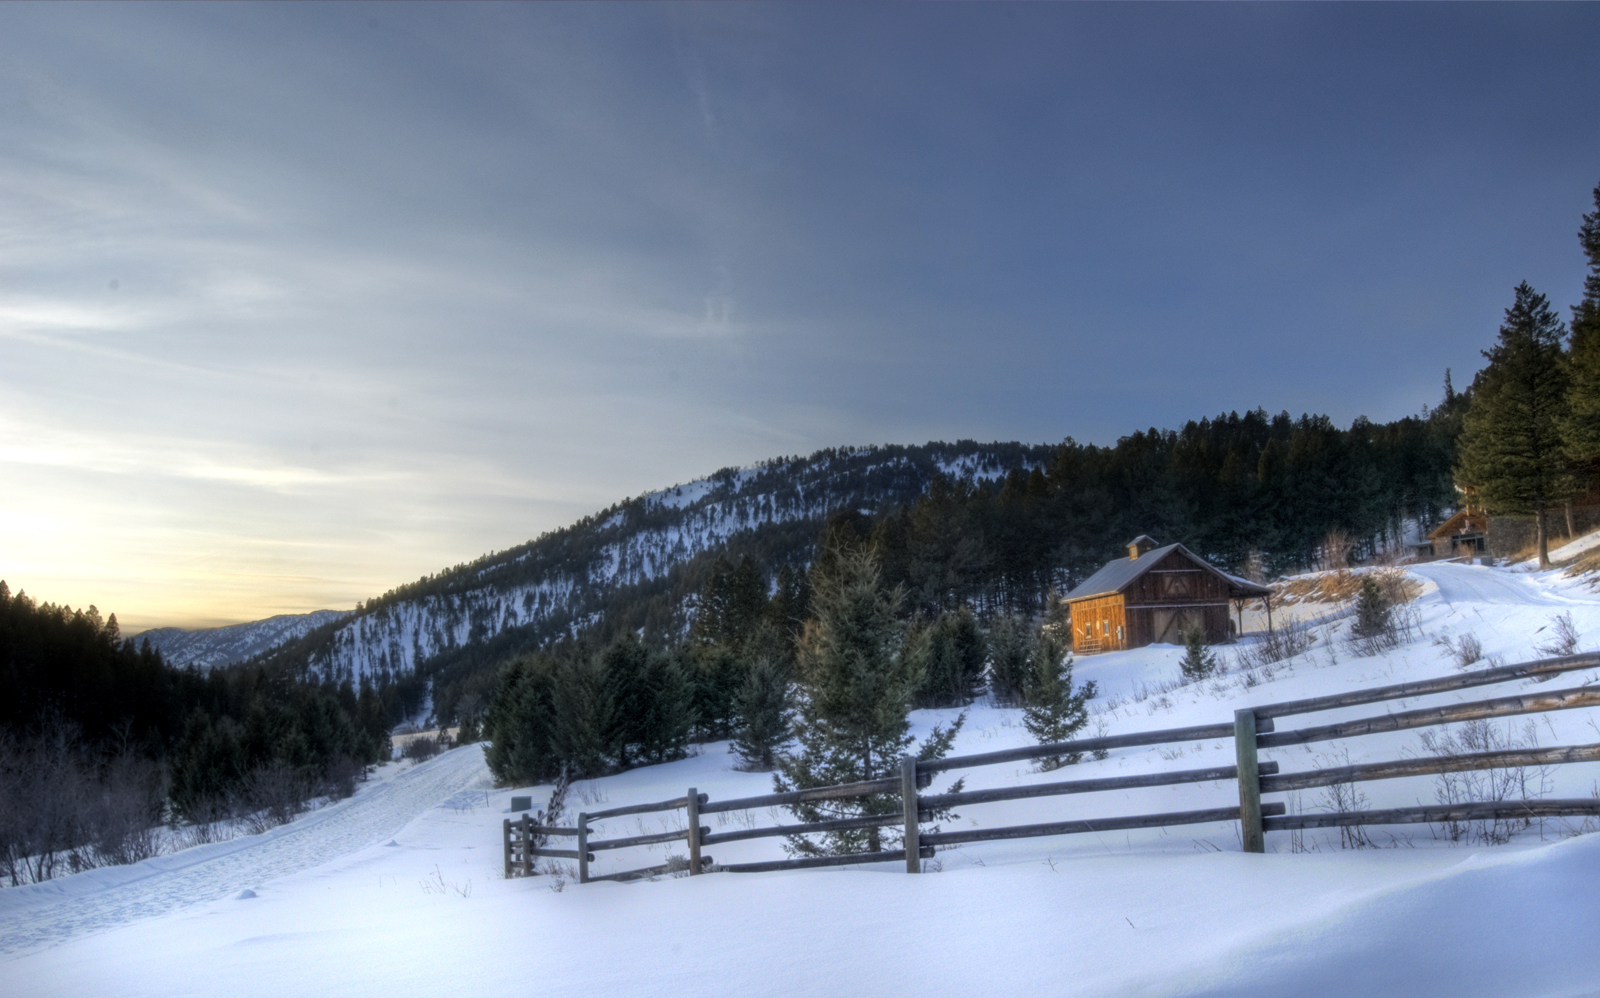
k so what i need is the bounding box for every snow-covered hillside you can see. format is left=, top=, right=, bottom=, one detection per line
left=134, top=610, right=347, bottom=670
left=8, top=560, right=1600, bottom=996
left=139, top=441, right=1049, bottom=681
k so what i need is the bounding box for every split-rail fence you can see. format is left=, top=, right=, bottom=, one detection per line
left=503, top=652, right=1600, bottom=882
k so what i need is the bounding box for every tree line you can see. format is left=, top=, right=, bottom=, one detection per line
left=483, top=520, right=1098, bottom=812
left=449, top=401, right=1460, bottom=735
left=867, top=403, right=1461, bottom=618
left=1455, top=179, right=1600, bottom=567
left=0, top=581, right=398, bottom=884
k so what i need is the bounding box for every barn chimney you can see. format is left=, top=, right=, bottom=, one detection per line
left=1127, top=535, right=1158, bottom=560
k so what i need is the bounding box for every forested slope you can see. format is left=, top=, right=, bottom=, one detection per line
left=146, top=403, right=1461, bottom=727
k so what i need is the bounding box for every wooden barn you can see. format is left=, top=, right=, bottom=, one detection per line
left=1064, top=536, right=1272, bottom=654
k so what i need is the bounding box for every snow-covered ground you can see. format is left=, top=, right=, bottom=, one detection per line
left=6, top=561, right=1600, bottom=996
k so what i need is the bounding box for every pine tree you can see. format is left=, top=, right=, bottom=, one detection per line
left=731, top=655, right=791, bottom=771
left=692, top=556, right=769, bottom=649
left=1455, top=282, right=1577, bottom=568
left=637, top=649, right=693, bottom=764
left=986, top=612, right=1033, bottom=706
left=1180, top=626, right=1219, bottom=681
left=687, top=644, right=743, bottom=742
left=1563, top=180, right=1600, bottom=488
left=599, top=635, right=653, bottom=768
left=912, top=607, right=988, bottom=707
left=775, top=546, right=961, bottom=856
left=549, top=656, right=608, bottom=777
left=1344, top=575, right=1395, bottom=655
left=1021, top=628, right=1096, bottom=771
left=766, top=564, right=811, bottom=652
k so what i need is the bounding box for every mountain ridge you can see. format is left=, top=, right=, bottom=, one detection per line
left=138, top=440, right=1050, bottom=677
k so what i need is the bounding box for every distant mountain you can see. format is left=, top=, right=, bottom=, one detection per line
left=141, top=441, right=1050, bottom=685
left=136, top=610, right=349, bottom=670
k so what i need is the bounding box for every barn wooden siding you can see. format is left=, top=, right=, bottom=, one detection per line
left=1070, top=549, right=1234, bottom=653
left=1071, top=594, right=1127, bottom=654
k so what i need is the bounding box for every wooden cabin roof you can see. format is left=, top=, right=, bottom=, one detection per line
left=1427, top=509, right=1488, bottom=541
left=1064, top=541, right=1272, bottom=603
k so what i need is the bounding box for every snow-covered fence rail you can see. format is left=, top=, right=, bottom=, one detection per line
left=1239, top=651, right=1600, bottom=848
left=503, top=814, right=589, bottom=878
left=577, top=790, right=713, bottom=884
left=503, top=790, right=719, bottom=883
left=564, top=723, right=1298, bottom=880
left=513, top=652, right=1600, bottom=884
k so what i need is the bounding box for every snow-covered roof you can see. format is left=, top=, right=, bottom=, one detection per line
left=1427, top=509, right=1488, bottom=541
left=1064, top=542, right=1271, bottom=602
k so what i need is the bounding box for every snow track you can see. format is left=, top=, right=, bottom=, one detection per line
left=1408, top=561, right=1583, bottom=607
left=0, top=746, right=490, bottom=956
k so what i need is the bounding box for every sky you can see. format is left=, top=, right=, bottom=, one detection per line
left=3, top=2, right=1599, bottom=632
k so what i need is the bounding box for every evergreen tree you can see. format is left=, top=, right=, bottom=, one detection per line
left=168, top=709, right=245, bottom=821
left=1455, top=282, right=1577, bottom=568
left=1180, top=626, right=1219, bottom=681
left=599, top=635, right=653, bottom=768
left=684, top=643, right=741, bottom=743
left=1021, top=628, right=1096, bottom=771
left=549, top=656, right=609, bottom=777
left=482, top=655, right=560, bottom=785
left=986, top=613, right=1033, bottom=706
left=1563, top=180, right=1600, bottom=487
left=912, top=607, right=988, bottom=707
left=730, top=655, right=792, bottom=771
left=766, top=564, right=811, bottom=652
left=637, top=649, right=693, bottom=764
left=775, top=547, right=961, bottom=856
left=1351, top=576, right=1393, bottom=642
left=693, top=556, right=769, bottom=649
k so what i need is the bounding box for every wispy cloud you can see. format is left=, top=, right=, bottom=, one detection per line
left=2, top=2, right=1597, bottom=628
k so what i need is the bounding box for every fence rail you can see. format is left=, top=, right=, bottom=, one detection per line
left=501, top=652, right=1600, bottom=883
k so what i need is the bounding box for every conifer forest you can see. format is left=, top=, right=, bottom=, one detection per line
left=5, top=176, right=1600, bottom=869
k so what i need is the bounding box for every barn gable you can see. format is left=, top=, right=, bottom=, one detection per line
left=1064, top=538, right=1270, bottom=653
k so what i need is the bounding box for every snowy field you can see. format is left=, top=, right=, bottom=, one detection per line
left=5, top=561, right=1600, bottom=997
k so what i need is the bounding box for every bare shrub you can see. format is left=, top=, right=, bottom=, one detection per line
left=401, top=733, right=447, bottom=763
left=1313, top=749, right=1373, bottom=849
left=1236, top=619, right=1312, bottom=671
left=0, top=726, right=172, bottom=883
left=90, top=752, right=166, bottom=866
left=242, top=763, right=311, bottom=834
left=420, top=863, right=472, bottom=897
left=323, top=756, right=363, bottom=801
left=1370, top=567, right=1423, bottom=608
left=0, top=725, right=98, bottom=883
left=1319, top=530, right=1355, bottom=572
left=1420, top=719, right=1550, bottom=845
left=182, top=795, right=235, bottom=846
left=1535, top=612, right=1580, bottom=658
left=1434, top=632, right=1484, bottom=671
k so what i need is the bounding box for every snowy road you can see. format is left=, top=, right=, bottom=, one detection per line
left=1408, top=561, right=1588, bottom=607
left=0, top=745, right=490, bottom=956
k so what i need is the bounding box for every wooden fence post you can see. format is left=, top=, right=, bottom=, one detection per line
left=686, top=787, right=702, bottom=875
left=521, top=813, right=533, bottom=876
left=1234, top=708, right=1264, bottom=853
left=502, top=817, right=512, bottom=879
left=576, top=812, right=589, bottom=883
left=901, top=756, right=920, bottom=873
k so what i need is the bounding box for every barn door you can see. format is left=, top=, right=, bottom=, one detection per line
left=1150, top=608, right=1203, bottom=644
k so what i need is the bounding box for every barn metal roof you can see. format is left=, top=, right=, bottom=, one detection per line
left=1064, top=542, right=1273, bottom=602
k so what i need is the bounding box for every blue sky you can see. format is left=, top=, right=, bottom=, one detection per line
left=3, top=2, right=1598, bottom=629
